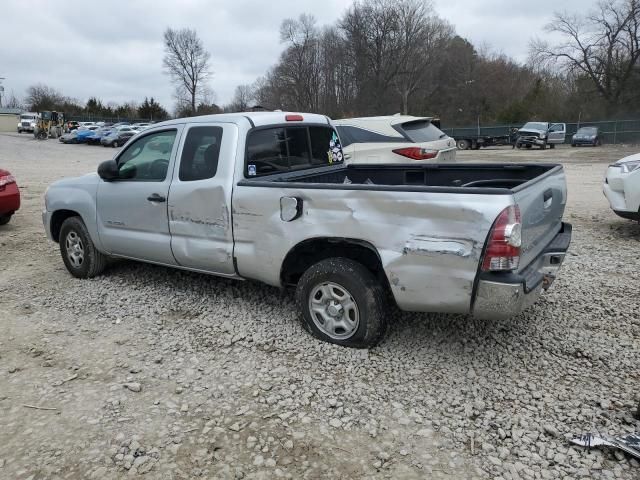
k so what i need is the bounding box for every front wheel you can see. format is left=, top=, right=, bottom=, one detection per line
left=112, top=141, right=118, bottom=148
left=59, top=217, right=108, bottom=278
left=296, top=258, right=388, bottom=348
left=0, top=215, right=12, bottom=226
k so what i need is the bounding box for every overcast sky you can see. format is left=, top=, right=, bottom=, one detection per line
left=0, top=0, right=593, bottom=111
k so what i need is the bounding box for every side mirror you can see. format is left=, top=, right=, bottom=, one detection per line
left=97, top=159, right=119, bottom=181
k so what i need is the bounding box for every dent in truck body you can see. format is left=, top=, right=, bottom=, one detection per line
left=232, top=184, right=511, bottom=313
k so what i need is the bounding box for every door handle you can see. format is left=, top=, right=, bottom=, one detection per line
left=147, top=193, right=166, bottom=203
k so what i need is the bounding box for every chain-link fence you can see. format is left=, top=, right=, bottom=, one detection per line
left=441, top=119, right=640, bottom=145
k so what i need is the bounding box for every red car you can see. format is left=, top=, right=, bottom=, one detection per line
left=0, top=169, right=20, bottom=225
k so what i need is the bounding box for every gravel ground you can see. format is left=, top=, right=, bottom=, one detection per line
left=0, top=132, right=639, bottom=479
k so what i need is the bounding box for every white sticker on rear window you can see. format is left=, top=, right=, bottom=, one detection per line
left=248, top=164, right=257, bottom=176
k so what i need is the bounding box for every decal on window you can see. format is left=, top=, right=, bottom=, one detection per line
left=248, top=164, right=257, bottom=176
left=328, top=132, right=343, bottom=164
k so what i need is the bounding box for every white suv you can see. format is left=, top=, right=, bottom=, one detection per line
left=333, top=115, right=457, bottom=164
left=604, top=152, right=640, bottom=221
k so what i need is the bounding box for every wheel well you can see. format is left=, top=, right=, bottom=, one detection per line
left=50, top=210, right=80, bottom=242
left=280, top=238, right=388, bottom=288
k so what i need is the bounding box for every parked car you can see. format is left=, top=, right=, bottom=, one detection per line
left=571, top=126, right=601, bottom=147
left=75, top=128, right=99, bottom=144
left=100, top=128, right=136, bottom=147
left=17, top=112, right=38, bottom=133
left=515, top=122, right=566, bottom=149
left=132, top=122, right=151, bottom=130
left=603, top=152, right=640, bottom=221
left=333, top=115, right=457, bottom=163
left=0, top=169, right=20, bottom=225
left=60, top=130, right=79, bottom=144
left=43, top=112, right=572, bottom=348
left=87, top=127, right=114, bottom=145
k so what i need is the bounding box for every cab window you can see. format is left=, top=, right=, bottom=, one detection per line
left=117, top=130, right=177, bottom=181
left=246, top=125, right=342, bottom=177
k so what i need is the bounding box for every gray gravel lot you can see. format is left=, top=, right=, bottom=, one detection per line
left=0, top=132, right=639, bottom=479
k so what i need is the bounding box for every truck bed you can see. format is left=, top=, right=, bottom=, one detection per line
left=241, top=163, right=560, bottom=193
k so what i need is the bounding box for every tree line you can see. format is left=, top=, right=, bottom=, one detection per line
left=236, top=0, right=640, bottom=126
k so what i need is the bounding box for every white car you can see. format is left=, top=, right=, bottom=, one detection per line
left=604, top=152, right=640, bottom=221
left=333, top=115, right=457, bottom=164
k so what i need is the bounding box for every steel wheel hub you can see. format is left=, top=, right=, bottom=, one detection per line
left=309, top=282, right=359, bottom=340
left=65, top=231, right=85, bottom=268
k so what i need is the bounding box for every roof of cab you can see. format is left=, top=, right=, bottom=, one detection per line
left=152, top=111, right=331, bottom=128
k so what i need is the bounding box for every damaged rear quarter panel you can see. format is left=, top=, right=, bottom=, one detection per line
left=232, top=185, right=511, bottom=314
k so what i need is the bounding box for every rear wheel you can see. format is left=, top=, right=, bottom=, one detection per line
left=456, top=139, right=470, bottom=150
left=549, top=143, right=555, bottom=149
left=296, top=258, right=388, bottom=348
left=112, top=141, right=118, bottom=148
left=571, top=143, right=576, bottom=147
left=59, top=217, right=107, bottom=278
left=0, top=215, right=12, bottom=226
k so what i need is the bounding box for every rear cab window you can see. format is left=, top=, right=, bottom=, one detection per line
left=398, top=120, right=447, bottom=142
left=246, top=125, right=343, bottom=177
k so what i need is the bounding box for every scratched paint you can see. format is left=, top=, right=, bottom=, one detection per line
left=403, top=234, right=477, bottom=258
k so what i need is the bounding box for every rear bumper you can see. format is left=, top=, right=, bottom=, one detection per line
left=472, top=222, right=572, bottom=320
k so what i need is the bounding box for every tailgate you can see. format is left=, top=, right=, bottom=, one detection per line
left=512, top=166, right=567, bottom=269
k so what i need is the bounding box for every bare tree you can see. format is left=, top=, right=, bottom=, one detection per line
left=4, top=90, right=23, bottom=109
left=225, top=84, right=254, bottom=112
left=25, top=84, right=65, bottom=111
left=163, top=28, right=212, bottom=115
left=530, top=0, right=640, bottom=110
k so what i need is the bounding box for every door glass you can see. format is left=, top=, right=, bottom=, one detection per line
left=179, top=126, right=223, bottom=181
left=117, top=130, right=177, bottom=181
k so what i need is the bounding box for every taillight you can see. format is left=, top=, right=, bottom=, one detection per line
left=392, top=147, right=438, bottom=160
left=482, top=205, right=522, bottom=272
left=0, top=174, right=16, bottom=188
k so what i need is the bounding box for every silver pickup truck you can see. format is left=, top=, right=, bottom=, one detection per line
left=43, top=112, right=572, bottom=348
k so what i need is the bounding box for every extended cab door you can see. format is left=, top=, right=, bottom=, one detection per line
left=96, top=127, right=182, bottom=264
left=548, top=123, right=566, bottom=144
left=167, top=123, right=237, bottom=275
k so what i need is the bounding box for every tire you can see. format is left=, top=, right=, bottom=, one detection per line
left=59, top=217, right=107, bottom=279
left=112, top=141, right=118, bottom=148
left=539, top=141, right=547, bottom=150
left=525, top=144, right=532, bottom=149
left=456, top=139, right=470, bottom=150
left=516, top=143, right=522, bottom=149
left=571, top=143, right=576, bottom=147
left=549, top=143, right=555, bottom=149
left=0, top=215, right=11, bottom=226
left=296, top=257, right=388, bottom=348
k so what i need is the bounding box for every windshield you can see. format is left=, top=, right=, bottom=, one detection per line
left=521, top=122, right=548, bottom=131
left=20, top=115, right=36, bottom=120
left=577, top=127, right=597, bottom=134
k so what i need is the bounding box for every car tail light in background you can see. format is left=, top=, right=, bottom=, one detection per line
left=482, top=205, right=522, bottom=272
left=0, top=173, right=16, bottom=188
left=392, top=147, right=438, bottom=160
left=285, top=114, right=304, bottom=122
